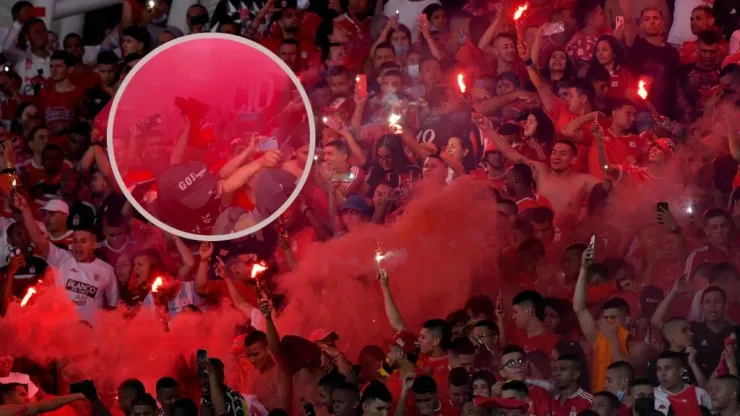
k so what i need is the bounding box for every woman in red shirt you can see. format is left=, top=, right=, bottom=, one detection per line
left=590, top=35, right=637, bottom=101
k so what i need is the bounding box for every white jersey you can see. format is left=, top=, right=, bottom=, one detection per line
left=47, top=244, right=119, bottom=324
left=0, top=372, right=39, bottom=397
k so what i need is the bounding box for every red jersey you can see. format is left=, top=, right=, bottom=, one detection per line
left=565, top=32, right=599, bottom=63
left=417, top=354, right=450, bottom=375
left=39, top=85, right=84, bottom=133
left=386, top=368, right=423, bottom=414
left=607, top=66, right=638, bottom=100
left=516, top=139, right=550, bottom=163
left=528, top=383, right=554, bottom=416
left=551, top=389, right=593, bottom=416
left=510, top=327, right=560, bottom=355
left=581, top=124, right=652, bottom=179
left=544, top=99, right=590, bottom=173
left=18, top=159, right=75, bottom=187
left=684, top=244, right=740, bottom=279
left=516, top=194, right=553, bottom=212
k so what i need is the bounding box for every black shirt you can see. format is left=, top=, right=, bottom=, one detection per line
left=0, top=255, right=48, bottom=298
left=416, top=110, right=472, bottom=151
left=81, top=84, right=112, bottom=122
left=691, top=321, right=734, bottom=377
left=627, top=37, right=681, bottom=119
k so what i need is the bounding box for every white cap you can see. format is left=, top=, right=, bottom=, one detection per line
left=41, top=200, right=69, bottom=215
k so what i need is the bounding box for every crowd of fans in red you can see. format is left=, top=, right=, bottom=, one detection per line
left=1, top=0, right=740, bottom=415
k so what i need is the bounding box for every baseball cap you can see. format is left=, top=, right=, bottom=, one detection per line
left=41, top=199, right=69, bottom=215
left=341, top=195, right=372, bottom=216
left=651, top=138, right=677, bottom=158
left=720, top=52, right=740, bottom=76
left=386, top=331, right=417, bottom=354
left=157, top=161, right=218, bottom=211
left=252, top=169, right=298, bottom=223
left=309, top=329, right=339, bottom=344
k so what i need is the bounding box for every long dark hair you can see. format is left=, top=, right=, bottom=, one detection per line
left=590, top=35, right=627, bottom=71
left=10, top=101, right=36, bottom=135
left=519, top=108, right=555, bottom=150
left=540, top=48, right=576, bottom=84
left=366, top=134, right=419, bottom=191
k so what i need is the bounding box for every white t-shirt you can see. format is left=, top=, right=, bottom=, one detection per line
left=14, top=50, right=50, bottom=96
left=653, top=385, right=712, bottom=415
left=47, top=244, right=119, bottom=324
left=666, top=0, right=704, bottom=46
left=142, top=281, right=206, bottom=319
left=0, top=372, right=39, bottom=397
left=383, top=0, right=441, bottom=42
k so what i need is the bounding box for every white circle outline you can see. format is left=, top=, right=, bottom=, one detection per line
left=106, top=33, right=316, bottom=242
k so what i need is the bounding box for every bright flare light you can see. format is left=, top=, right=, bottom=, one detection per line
left=637, top=80, right=648, bottom=100
left=457, top=73, right=466, bottom=93
left=20, top=288, right=36, bottom=307
left=514, top=4, right=529, bottom=20
left=151, top=277, right=163, bottom=293
left=251, top=262, right=268, bottom=279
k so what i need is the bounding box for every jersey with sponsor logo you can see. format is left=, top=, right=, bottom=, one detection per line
left=47, top=243, right=119, bottom=324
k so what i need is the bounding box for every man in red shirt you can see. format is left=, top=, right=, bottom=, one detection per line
left=562, top=100, right=651, bottom=178
left=684, top=209, right=739, bottom=278
left=678, top=6, right=728, bottom=66
left=385, top=330, right=423, bottom=415
left=552, top=354, right=593, bottom=416
left=40, top=51, right=84, bottom=135
left=508, top=290, right=561, bottom=356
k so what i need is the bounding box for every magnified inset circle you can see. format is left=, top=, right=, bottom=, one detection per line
left=107, top=33, right=316, bottom=242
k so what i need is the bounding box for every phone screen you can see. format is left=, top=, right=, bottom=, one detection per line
left=259, top=137, right=279, bottom=151
left=196, top=349, right=208, bottom=368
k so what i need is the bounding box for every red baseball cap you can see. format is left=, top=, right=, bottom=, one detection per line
left=309, top=328, right=338, bottom=344
left=721, top=52, right=740, bottom=70
left=386, top=331, right=417, bottom=354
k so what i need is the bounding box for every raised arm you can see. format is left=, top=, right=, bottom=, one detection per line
left=573, top=243, right=599, bottom=344
left=220, top=150, right=282, bottom=195
left=650, top=277, right=688, bottom=329
left=563, top=112, right=600, bottom=142
left=170, top=234, right=195, bottom=278
left=14, top=194, right=50, bottom=258
left=477, top=6, right=506, bottom=50
left=193, top=243, right=213, bottom=297
left=169, top=119, right=191, bottom=167
left=619, top=0, right=637, bottom=47
left=518, top=41, right=558, bottom=113
left=1, top=394, right=87, bottom=416
left=379, top=270, right=408, bottom=332
left=0, top=256, right=24, bottom=317
left=217, top=136, right=258, bottom=179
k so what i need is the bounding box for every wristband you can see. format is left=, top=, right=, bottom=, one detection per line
left=523, top=58, right=534, bottom=67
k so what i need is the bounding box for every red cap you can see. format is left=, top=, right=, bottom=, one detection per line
left=721, top=52, right=740, bottom=70
left=387, top=331, right=417, bottom=354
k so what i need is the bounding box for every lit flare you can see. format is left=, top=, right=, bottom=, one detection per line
left=637, top=80, right=648, bottom=100
left=251, top=262, right=268, bottom=279
left=20, top=288, right=36, bottom=307
left=513, top=4, right=528, bottom=20
left=457, top=73, right=466, bottom=93
left=151, top=277, right=163, bottom=293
